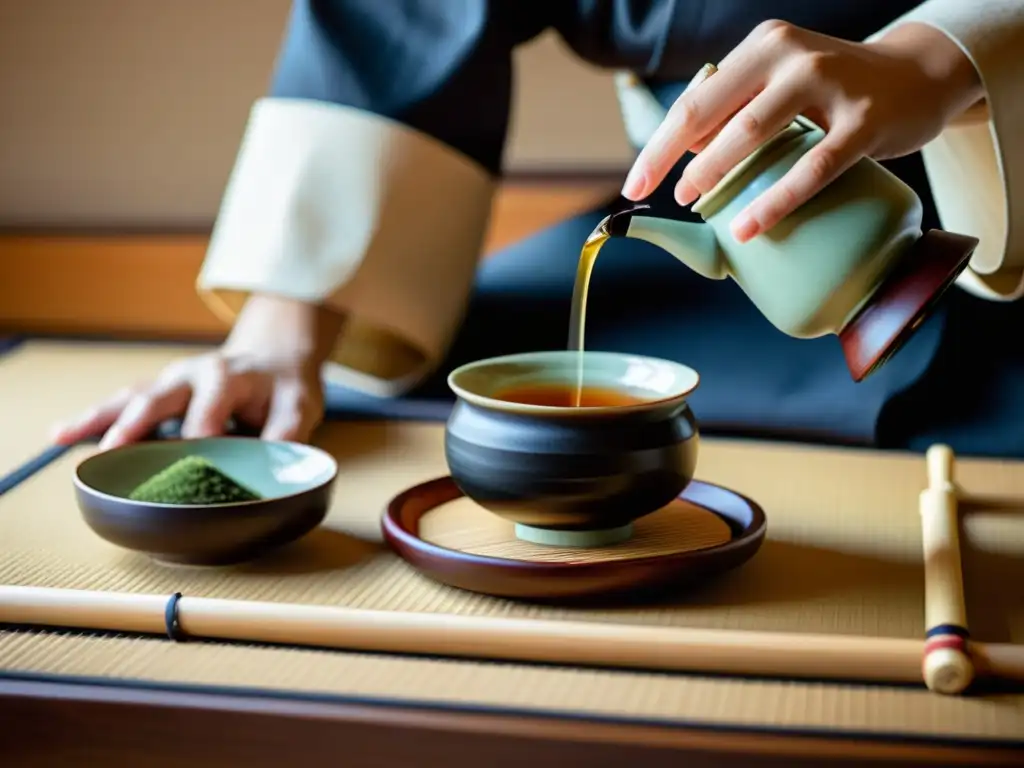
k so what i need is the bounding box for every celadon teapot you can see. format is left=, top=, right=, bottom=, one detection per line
left=597, top=114, right=979, bottom=382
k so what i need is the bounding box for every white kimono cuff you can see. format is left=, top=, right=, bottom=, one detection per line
left=871, top=0, right=1024, bottom=301
left=197, top=98, right=497, bottom=397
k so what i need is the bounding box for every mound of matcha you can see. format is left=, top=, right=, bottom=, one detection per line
left=128, top=456, right=261, bottom=505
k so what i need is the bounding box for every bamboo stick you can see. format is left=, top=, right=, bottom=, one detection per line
left=920, top=444, right=975, bottom=694
left=2, top=585, right=1023, bottom=688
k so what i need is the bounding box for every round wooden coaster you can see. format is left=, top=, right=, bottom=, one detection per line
left=419, top=498, right=732, bottom=562
left=382, top=477, right=767, bottom=601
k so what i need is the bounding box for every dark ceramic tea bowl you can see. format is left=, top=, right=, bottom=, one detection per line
left=445, top=350, right=701, bottom=547
left=73, top=437, right=338, bottom=566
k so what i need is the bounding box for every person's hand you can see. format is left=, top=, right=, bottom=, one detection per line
left=51, top=294, right=344, bottom=450
left=621, top=20, right=985, bottom=242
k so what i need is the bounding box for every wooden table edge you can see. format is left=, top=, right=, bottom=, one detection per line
left=1, top=675, right=1021, bottom=766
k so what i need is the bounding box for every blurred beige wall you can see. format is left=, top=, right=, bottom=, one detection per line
left=0, top=0, right=632, bottom=229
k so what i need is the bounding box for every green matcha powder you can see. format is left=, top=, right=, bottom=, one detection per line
left=128, top=456, right=262, bottom=505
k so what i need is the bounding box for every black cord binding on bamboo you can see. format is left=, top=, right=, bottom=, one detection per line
left=164, top=592, right=186, bottom=642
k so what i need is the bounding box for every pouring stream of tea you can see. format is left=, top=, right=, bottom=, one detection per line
left=566, top=227, right=609, bottom=407
left=566, top=66, right=718, bottom=407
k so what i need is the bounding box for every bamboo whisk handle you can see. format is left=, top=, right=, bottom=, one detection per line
left=920, top=444, right=974, bottom=694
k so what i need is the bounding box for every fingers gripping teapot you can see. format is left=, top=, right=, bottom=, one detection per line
left=598, top=77, right=979, bottom=382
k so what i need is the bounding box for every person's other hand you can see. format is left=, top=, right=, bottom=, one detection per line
left=51, top=294, right=343, bottom=450
left=621, top=20, right=984, bottom=242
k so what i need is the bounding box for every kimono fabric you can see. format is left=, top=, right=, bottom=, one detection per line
left=262, top=1, right=1024, bottom=457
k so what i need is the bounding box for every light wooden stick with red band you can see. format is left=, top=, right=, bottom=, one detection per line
left=920, top=443, right=974, bottom=694
left=1, top=585, right=1022, bottom=687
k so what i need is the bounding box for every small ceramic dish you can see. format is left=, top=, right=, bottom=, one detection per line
left=445, top=350, right=701, bottom=547
left=73, top=437, right=338, bottom=566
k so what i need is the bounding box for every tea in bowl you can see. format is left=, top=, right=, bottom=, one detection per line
left=444, top=350, right=701, bottom=547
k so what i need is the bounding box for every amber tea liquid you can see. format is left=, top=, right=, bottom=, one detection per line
left=496, top=383, right=644, bottom=408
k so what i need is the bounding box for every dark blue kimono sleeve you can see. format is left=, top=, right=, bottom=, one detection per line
left=268, top=0, right=551, bottom=175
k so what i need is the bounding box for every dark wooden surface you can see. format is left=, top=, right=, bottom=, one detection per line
left=2, top=677, right=1022, bottom=767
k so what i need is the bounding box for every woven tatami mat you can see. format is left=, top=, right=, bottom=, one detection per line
left=0, top=429, right=955, bottom=633
left=4, top=627, right=1024, bottom=742
left=0, top=340, right=204, bottom=472
left=3, top=409, right=1024, bottom=739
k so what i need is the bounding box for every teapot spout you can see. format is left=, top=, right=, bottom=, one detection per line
left=603, top=206, right=727, bottom=280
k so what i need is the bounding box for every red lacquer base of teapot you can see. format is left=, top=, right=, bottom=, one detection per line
left=838, top=230, right=978, bottom=382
